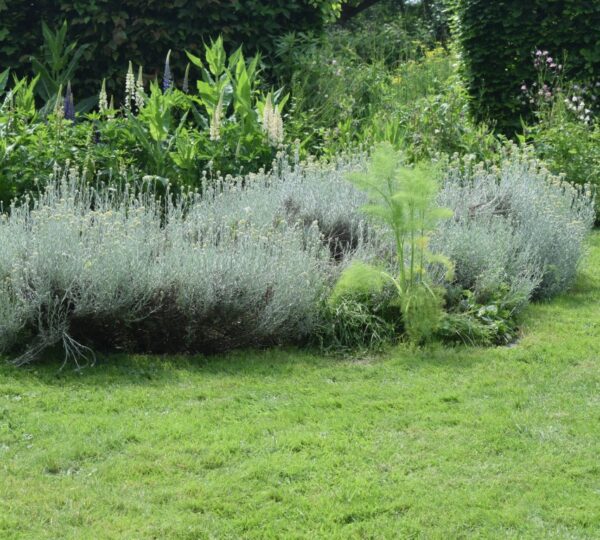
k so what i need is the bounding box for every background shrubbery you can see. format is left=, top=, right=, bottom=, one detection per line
left=453, top=0, right=600, bottom=131
left=0, top=37, right=287, bottom=206
left=0, top=0, right=340, bottom=98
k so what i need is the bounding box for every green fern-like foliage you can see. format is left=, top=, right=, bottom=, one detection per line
left=331, top=142, right=453, bottom=343
left=329, top=261, right=387, bottom=305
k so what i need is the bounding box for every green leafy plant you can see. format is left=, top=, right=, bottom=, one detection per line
left=314, top=293, right=400, bottom=353
left=330, top=143, right=453, bottom=343
left=3, top=75, right=39, bottom=120
left=184, top=37, right=288, bottom=175
left=125, top=82, right=190, bottom=184
left=517, top=52, right=600, bottom=219
left=438, top=287, right=520, bottom=346
left=0, top=73, right=132, bottom=206
left=524, top=114, right=600, bottom=219
left=30, top=21, right=92, bottom=113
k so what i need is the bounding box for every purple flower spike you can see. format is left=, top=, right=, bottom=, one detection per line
left=163, top=50, right=173, bottom=92
left=64, top=82, right=75, bottom=121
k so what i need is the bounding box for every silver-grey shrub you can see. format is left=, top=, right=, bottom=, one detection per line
left=0, top=157, right=373, bottom=363
left=0, top=146, right=594, bottom=362
left=433, top=146, right=595, bottom=304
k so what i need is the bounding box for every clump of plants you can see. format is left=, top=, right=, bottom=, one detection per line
left=0, top=152, right=375, bottom=364
left=325, top=143, right=453, bottom=344
left=433, top=145, right=595, bottom=344
left=320, top=143, right=595, bottom=349
left=273, top=3, right=446, bottom=158
left=0, top=171, right=319, bottom=365
left=0, top=141, right=595, bottom=364
left=0, top=34, right=288, bottom=208
left=519, top=49, right=600, bottom=219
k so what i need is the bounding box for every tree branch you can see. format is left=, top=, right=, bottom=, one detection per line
left=339, top=0, right=387, bottom=24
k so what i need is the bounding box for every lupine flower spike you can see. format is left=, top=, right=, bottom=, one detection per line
left=210, top=90, right=224, bottom=141
left=125, top=61, right=135, bottom=111
left=163, top=50, right=173, bottom=92
left=135, top=66, right=145, bottom=109
left=108, top=95, right=115, bottom=120
left=64, top=82, right=75, bottom=121
left=54, top=84, right=64, bottom=119
left=262, top=94, right=284, bottom=146
left=99, top=78, right=108, bottom=113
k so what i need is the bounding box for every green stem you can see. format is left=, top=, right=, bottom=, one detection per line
left=409, top=203, right=415, bottom=288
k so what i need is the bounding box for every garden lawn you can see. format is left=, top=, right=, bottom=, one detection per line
left=1, top=232, right=599, bottom=539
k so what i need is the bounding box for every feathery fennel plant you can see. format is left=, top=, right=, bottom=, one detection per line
left=330, top=143, right=453, bottom=342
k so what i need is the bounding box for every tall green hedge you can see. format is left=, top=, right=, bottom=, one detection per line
left=0, top=0, right=339, bottom=98
left=454, top=0, right=600, bottom=132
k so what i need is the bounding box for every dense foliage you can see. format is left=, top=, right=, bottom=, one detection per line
left=0, top=38, right=287, bottom=206
left=0, top=0, right=340, bottom=98
left=0, top=146, right=593, bottom=363
left=276, top=23, right=497, bottom=160
left=453, top=0, right=600, bottom=131
left=515, top=50, right=600, bottom=218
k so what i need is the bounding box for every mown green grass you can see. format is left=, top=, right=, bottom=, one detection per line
left=1, top=232, right=599, bottom=539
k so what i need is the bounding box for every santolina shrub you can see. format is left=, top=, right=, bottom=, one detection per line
left=0, top=146, right=594, bottom=363
left=433, top=146, right=595, bottom=304
left=0, top=155, right=373, bottom=364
